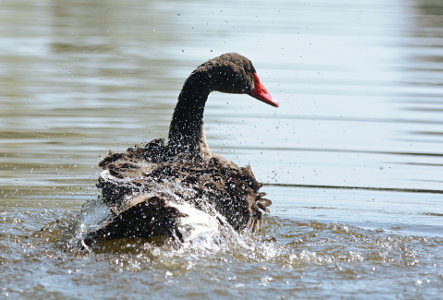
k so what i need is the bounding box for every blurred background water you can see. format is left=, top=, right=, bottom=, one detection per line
left=1, top=0, right=442, bottom=298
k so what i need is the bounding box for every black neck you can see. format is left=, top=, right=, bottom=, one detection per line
left=168, top=71, right=212, bottom=156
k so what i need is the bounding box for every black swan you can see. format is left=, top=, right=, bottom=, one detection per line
left=84, top=53, right=278, bottom=242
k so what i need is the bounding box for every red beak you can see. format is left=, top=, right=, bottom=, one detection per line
left=249, top=73, right=279, bottom=108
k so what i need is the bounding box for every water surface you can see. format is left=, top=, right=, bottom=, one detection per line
left=1, top=0, right=442, bottom=298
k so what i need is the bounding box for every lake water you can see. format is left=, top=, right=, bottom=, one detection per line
left=1, top=0, right=442, bottom=298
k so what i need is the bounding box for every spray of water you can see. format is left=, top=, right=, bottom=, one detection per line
left=70, top=171, right=264, bottom=256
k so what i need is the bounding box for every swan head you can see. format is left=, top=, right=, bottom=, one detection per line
left=198, top=53, right=279, bottom=108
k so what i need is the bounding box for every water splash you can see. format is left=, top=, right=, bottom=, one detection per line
left=70, top=171, right=259, bottom=255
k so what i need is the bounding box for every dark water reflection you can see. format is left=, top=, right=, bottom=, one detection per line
left=1, top=0, right=443, bottom=298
